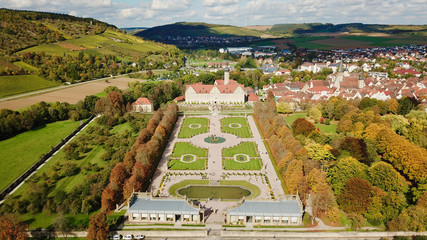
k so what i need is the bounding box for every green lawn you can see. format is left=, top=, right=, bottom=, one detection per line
left=220, top=180, right=260, bottom=199
left=223, top=142, right=259, bottom=157
left=0, top=75, right=59, bottom=98
left=178, top=126, right=208, bottom=138
left=221, top=125, right=252, bottom=138
left=168, top=158, right=207, bottom=170
left=179, top=117, right=209, bottom=138
left=223, top=158, right=262, bottom=170
left=171, top=142, right=208, bottom=157
left=314, top=123, right=337, bottom=133
left=284, top=113, right=307, bottom=125
left=220, top=117, right=248, bottom=125
left=221, top=117, right=252, bottom=138
left=0, top=120, right=80, bottom=192
left=182, top=117, right=209, bottom=126
left=169, top=180, right=209, bottom=196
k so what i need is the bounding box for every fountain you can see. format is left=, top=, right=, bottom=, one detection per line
left=204, top=134, right=225, bottom=144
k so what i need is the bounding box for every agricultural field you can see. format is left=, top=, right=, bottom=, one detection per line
left=0, top=77, right=142, bottom=110
left=13, top=61, right=41, bottom=73
left=18, top=30, right=166, bottom=61
left=221, top=117, right=252, bottom=138
left=171, top=142, right=208, bottom=158
left=223, top=158, right=262, bottom=170
left=222, top=142, right=259, bottom=157
left=178, top=117, right=209, bottom=138
left=0, top=75, right=59, bottom=98
left=0, top=119, right=81, bottom=192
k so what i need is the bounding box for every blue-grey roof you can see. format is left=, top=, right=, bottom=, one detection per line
left=128, top=198, right=200, bottom=215
left=228, top=200, right=302, bottom=217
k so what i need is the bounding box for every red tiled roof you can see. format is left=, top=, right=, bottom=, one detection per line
left=133, top=97, right=152, bottom=105
left=173, top=96, right=185, bottom=102
left=215, top=79, right=238, bottom=85
left=248, top=92, right=259, bottom=101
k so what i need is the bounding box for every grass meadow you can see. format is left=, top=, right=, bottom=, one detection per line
left=0, top=75, right=59, bottom=98
left=220, top=117, right=247, bottom=125
left=0, top=120, right=80, bottom=192
left=222, top=142, right=259, bottom=157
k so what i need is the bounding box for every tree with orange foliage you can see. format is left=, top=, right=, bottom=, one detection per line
left=87, top=212, right=109, bottom=240
left=291, top=118, right=316, bottom=137
left=0, top=214, right=28, bottom=240
left=338, top=177, right=374, bottom=214
left=101, top=186, right=117, bottom=211
left=109, top=162, right=129, bottom=190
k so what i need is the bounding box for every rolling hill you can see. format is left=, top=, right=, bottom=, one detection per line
left=0, top=9, right=184, bottom=98
left=135, top=22, right=265, bottom=38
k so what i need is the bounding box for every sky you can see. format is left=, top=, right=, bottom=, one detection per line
left=1, top=0, right=426, bottom=28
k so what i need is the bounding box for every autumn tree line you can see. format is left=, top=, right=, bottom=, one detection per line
left=86, top=103, right=177, bottom=239
left=254, top=93, right=427, bottom=230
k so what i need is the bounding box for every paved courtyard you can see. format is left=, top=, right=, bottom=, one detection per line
left=148, top=113, right=285, bottom=223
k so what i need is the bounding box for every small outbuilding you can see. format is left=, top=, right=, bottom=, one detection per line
left=132, top=97, right=153, bottom=113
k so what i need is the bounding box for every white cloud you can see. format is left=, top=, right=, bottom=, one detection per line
left=68, top=10, right=78, bottom=16
left=151, top=0, right=191, bottom=11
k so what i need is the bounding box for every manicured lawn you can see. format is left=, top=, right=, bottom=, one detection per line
left=224, top=158, right=262, bottom=170
left=168, top=158, right=207, bottom=170
left=220, top=180, right=260, bottom=199
left=178, top=126, right=209, bottom=138
left=0, top=120, right=81, bottom=192
left=220, top=117, right=248, bottom=125
left=284, top=113, right=307, bottom=125
left=169, top=180, right=209, bottom=196
left=179, top=117, right=209, bottom=138
left=223, top=142, right=259, bottom=157
left=171, top=142, right=208, bottom=157
left=182, top=117, right=209, bottom=126
left=221, top=125, right=252, bottom=138
left=0, top=75, right=59, bottom=98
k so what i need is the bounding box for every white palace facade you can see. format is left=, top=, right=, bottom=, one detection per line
left=185, top=67, right=245, bottom=104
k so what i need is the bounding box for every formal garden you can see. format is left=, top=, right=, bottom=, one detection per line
left=168, top=142, right=208, bottom=170
left=178, top=117, right=209, bottom=138
left=220, top=117, right=252, bottom=138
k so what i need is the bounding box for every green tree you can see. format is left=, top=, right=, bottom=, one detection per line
left=327, top=157, right=368, bottom=194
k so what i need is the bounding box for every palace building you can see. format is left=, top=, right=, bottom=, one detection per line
left=185, top=66, right=246, bottom=104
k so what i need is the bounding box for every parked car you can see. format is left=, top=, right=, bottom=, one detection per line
left=111, top=235, right=121, bottom=240
left=123, top=235, right=133, bottom=240
left=134, top=235, right=145, bottom=239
